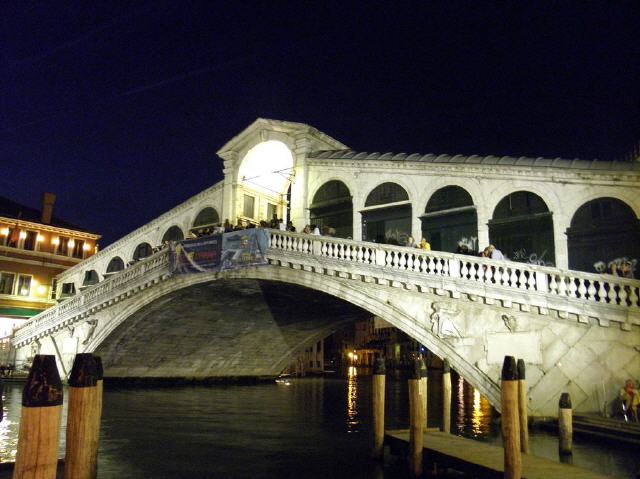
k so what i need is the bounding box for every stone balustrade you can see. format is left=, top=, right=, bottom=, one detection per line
left=13, top=230, right=640, bottom=347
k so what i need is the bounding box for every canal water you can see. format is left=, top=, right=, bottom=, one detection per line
left=1, top=369, right=638, bottom=478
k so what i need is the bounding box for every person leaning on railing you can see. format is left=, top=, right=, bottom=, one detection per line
left=620, top=379, right=640, bottom=422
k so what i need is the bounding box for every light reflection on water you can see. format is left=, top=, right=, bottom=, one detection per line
left=1, top=372, right=638, bottom=478
left=346, top=366, right=359, bottom=432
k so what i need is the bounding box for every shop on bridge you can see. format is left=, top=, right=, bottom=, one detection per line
left=567, top=197, right=640, bottom=277
left=309, top=180, right=353, bottom=238
left=361, top=182, right=411, bottom=245
left=489, top=191, right=555, bottom=266
left=421, top=186, right=478, bottom=253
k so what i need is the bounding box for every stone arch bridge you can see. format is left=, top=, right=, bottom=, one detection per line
left=12, top=230, right=640, bottom=417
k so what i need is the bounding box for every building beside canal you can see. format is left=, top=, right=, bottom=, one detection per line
left=0, top=193, right=100, bottom=362
left=10, top=119, right=640, bottom=416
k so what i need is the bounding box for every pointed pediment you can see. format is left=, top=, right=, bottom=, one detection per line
left=216, top=118, right=349, bottom=160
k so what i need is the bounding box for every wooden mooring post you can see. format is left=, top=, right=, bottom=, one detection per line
left=408, top=358, right=424, bottom=477
left=517, top=359, right=529, bottom=454
left=501, top=355, right=521, bottom=479
left=442, top=359, right=451, bottom=434
left=558, top=392, right=573, bottom=456
left=13, top=355, right=64, bottom=479
left=419, top=356, right=428, bottom=428
left=91, top=355, right=104, bottom=477
left=371, top=357, right=386, bottom=460
left=64, top=353, right=99, bottom=479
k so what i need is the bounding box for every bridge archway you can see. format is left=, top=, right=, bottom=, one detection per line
left=422, top=186, right=478, bottom=253
left=237, top=141, right=294, bottom=224
left=132, top=242, right=153, bottom=261
left=567, top=197, right=640, bottom=276
left=362, top=182, right=412, bottom=245
left=191, top=207, right=220, bottom=232
left=162, top=225, right=184, bottom=243
left=309, top=180, right=353, bottom=238
left=85, top=267, right=501, bottom=410
left=106, top=256, right=125, bottom=274
left=489, top=191, right=555, bottom=265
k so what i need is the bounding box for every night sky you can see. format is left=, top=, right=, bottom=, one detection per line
left=2, top=2, right=639, bottom=246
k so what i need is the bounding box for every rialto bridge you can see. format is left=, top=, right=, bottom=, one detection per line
left=11, top=118, right=640, bottom=417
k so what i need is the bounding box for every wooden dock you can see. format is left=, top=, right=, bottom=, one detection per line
left=385, top=429, right=613, bottom=478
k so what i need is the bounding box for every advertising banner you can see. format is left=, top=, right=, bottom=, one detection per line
left=169, top=228, right=268, bottom=274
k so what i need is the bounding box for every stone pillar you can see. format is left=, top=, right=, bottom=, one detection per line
left=553, top=215, right=570, bottom=270
left=290, top=136, right=311, bottom=230
left=412, top=213, right=422, bottom=245
left=476, top=209, right=490, bottom=251
left=221, top=153, right=238, bottom=224
left=352, top=193, right=364, bottom=241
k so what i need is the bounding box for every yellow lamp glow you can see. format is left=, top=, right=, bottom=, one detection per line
left=19, top=231, right=27, bottom=239
left=36, top=234, right=44, bottom=242
left=51, top=237, right=59, bottom=245
left=83, top=243, right=91, bottom=251
left=0, top=227, right=8, bottom=236
left=68, top=239, right=75, bottom=248
left=36, top=285, right=47, bottom=295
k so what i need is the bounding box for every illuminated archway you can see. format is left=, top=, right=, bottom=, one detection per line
left=567, top=197, right=640, bottom=276
left=422, top=186, right=478, bottom=253
left=310, top=180, right=353, bottom=238
left=362, top=182, right=411, bottom=245
left=489, top=191, right=554, bottom=265
left=237, top=141, right=294, bottom=223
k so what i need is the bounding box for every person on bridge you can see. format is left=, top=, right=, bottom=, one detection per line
left=619, top=379, right=639, bottom=422
left=418, top=238, right=430, bottom=251
left=484, top=244, right=505, bottom=260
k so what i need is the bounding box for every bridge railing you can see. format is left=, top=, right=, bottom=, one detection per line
left=13, top=250, right=170, bottom=344
left=13, top=229, right=639, bottom=345
left=268, top=230, right=640, bottom=310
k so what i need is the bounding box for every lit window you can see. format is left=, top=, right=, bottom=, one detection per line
left=244, top=195, right=255, bottom=219
left=17, top=275, right=32, bottom=296
left=0, top=272, right=15, bottom=295
left=72, top=239, right=85, bottom=258
left=23, top=231, right=38, bottom=251
left=56, top=236, right=69, bottom=255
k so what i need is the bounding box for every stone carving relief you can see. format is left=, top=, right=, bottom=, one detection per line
left=82, top=319, right=99, bottom=345
left=502, top=314, right=518, bottom=332
left=430, top=302, right=462, bottom=338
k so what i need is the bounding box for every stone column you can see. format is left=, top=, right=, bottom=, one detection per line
left=476, top=206, right=491, bottom=250
left=290, top=136, right=311, bottom=230
left=221, top=153, right=238, bottom=224
left=412, top=212, right=422, bottom=244
left=352, top=194, right=364, bottom=241
left=553, top=214, right=570, bottom=269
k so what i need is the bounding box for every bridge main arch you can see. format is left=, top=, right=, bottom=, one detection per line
left=83, top=265, right=502, bottom=410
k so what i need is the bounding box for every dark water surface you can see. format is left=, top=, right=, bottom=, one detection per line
left=1, top=370, right=638, bottom=478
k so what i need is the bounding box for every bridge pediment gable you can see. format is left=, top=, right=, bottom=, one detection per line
left=216, top=118, right=349, bottom=164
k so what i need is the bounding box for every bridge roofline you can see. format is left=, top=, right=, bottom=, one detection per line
left=308, top=149, right=640, bottom=173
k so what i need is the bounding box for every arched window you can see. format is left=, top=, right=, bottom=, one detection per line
left=422, top=186, right=477, bottom=253
left=362, top=183, right=411, bottom=245
left=567, top=198, right=640, bottom=276
left=193, top=207, right=220, bottom=229
left=162, top=226, right=184, bottom=243
left=133, top=242, right=153, bottom=261
left=106, top=257, right=125, bottom=273
left=489, top=191, right=555, bottom=266
left=82, top=270, right=100, bottom=286
left=365, top=182, right=409, bottom=207
left=309, top=181, right=353, bottom=238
